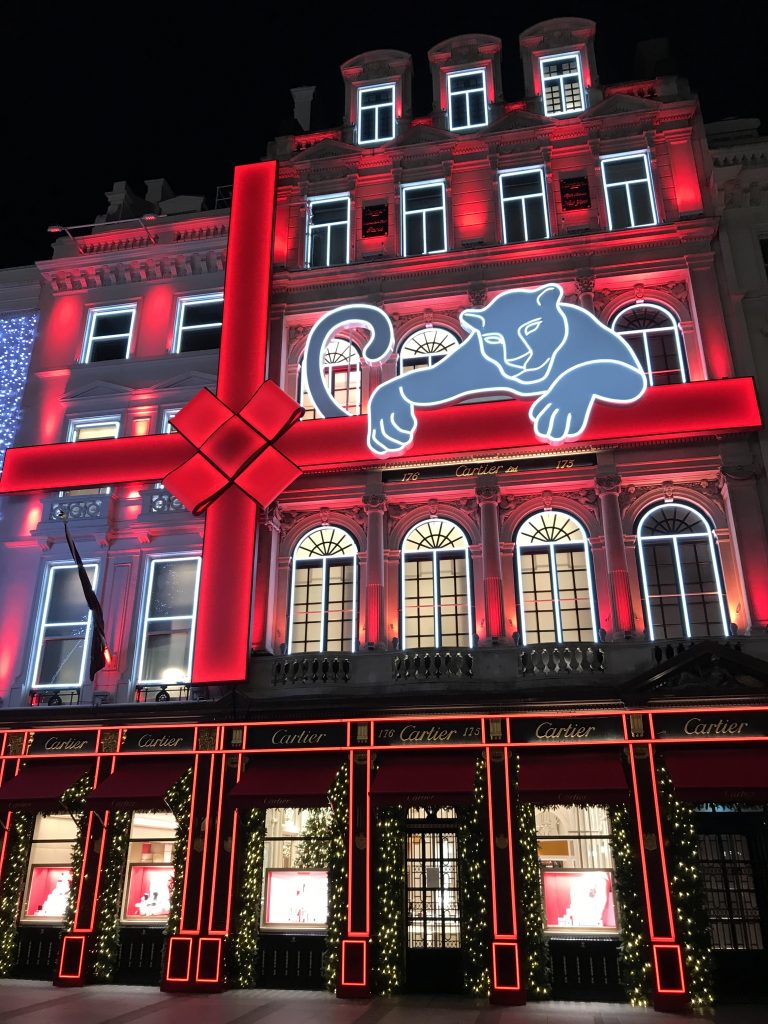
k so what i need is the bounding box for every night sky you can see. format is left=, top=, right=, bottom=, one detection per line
left=3, top=1, right=766, bottom=271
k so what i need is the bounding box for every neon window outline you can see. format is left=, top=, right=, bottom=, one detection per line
left=287, top=526, right=358, bottom=655
left=398, top=326, right=461, bottom=375
left=515, top=510, right=598, bottom=646
left=29, top=562, right=100, bottom=691
left=63, top=416, right=120, bottom=497
left=357, top=83, right=397, bottom=145
left=636, top=502, right=729, bottom=642
left=539, top=52, right=586, bottom=117
left=306, top=194, right=351, bottom=268
left=446, top=67, right=489, bottom=131
left=172, top=292, right=224, bottom=353
left=611, top=302, right=688, bottom=387
left=600, top=151, right=658, bottom=231
left=135, top=555, right=202, bottom=686
left=81, top=304, right=136, bottom=363
left=299, top=337, right=362, bottom=420
left=498, top=167, right=550, bottom=245
left=401, top=181, right=448, bottom=257
left=401, top=518, right=473, bottom=649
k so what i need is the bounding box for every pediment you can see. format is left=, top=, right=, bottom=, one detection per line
left=150, top=371, right=217, bottom=394
left=583, top=93, right=660, bottom=119
left=63, top=379, right=134, bottom=402
left=487, top=109, right=550, bottom=133
left=290, top=139, right=360, bottom=163
left=397, top=123, right=452, bottom=147
left=627, top=641, right=768, bottom=702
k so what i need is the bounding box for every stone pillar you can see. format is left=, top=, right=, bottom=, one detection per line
left=719, top=464, right=768, bottom=631
left=477, top=483, right=505, bottom=642
left=337, top=749, right=372, bottom=997
left=363, top=494, right=386, bottom=648
left=251, top=505, right=281, bottom=654
left=596, top=475, right=634, bottom=636
left=686, top=254, right=734, bottom=381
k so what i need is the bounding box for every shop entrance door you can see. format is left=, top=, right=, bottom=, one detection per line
left=404, top=809, right=463, bottom=993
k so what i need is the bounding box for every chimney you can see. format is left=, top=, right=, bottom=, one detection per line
left=290, top=86, right=316, bottom=132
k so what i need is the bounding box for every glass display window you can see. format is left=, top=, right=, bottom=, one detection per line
left=121, top=811, right=178, bottom=924
left=21, top=814, right=78, bottom=922
left=261, top=807, right=330, bottom=930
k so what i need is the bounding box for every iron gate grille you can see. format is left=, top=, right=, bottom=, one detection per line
left=698, top=832, right=764, bottom=950
left=406, top=828, right=460, bottom=949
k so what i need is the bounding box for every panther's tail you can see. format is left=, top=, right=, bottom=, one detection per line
left=303, top=305, right=394, bottom=418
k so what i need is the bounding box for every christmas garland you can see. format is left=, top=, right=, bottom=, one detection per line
left=323, top=761, right=349, bottom=991
left=457, top=757, right=491, bottom=996
left=516, top=798, right=551, bottom=997
left=60, top=773, right=93, bottom=935
left=91, top=809, right=131, bottom=981
left=372, top=806, right=404, bottom=994
left=0, top=812, right=33, bottom=976
left=230, top=808, right=265, bottom=987
left=655, top=759, right=713, bottom=1008
left=608, top=802, right=652, bottom=1005
left=164, top=768, right=193, bottom=940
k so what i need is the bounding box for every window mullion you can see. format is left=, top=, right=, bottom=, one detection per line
left=320, top=555, right=329, bottom=650
left=671, top=536, right=693, bottom=637
left=433, top=551, right=440, bottom=646
left=549, top=542, right=564, bottom=643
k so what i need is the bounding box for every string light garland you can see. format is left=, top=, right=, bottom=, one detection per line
left=323, top=762, right=349, bottom=991
left=373, top=806, right=404, bottom=994
left=516, top=797, right=551, bottom=997
left=0, top=313, right=37, bottom=478
left=608, top=803, right=652, bottom=1005
left=163, top=769, right=193, bottom=943
left=296, top=808, right=331, bottom=869
left=60, top=773, right=92, bottom=935
left=457, top=757, right=490, bottom=996
left=91, top=809, right=131, bottom=980
left=230, top=808, right=265, bottom=987
left=655, top=760, right=713, bottom=1009
left=0, top=812, right=33, bottom=976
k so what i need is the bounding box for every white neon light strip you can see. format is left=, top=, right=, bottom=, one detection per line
left=172, top=292, right=223, bottom=353
left=306, top=194, right=351, bottom=268
left=30, top=563, right=100, bottom=690
left=81, top=304, right=136, bottom=362
left=135, top=556, right=201, bottom=685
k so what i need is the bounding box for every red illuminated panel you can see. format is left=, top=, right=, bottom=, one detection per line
left=492, top=942, right=521, bottom=991
left=58, top=934, right=86, bottom=980
left=340, top=939, right=367, bottom=987
left=195, top=937, right=222, bottom=984
left=653, top=943, right=687, bottom=994
left=24, top=867, right=72, bottom=920
left=166, top=936, right=193, bottom=983
left=263, top=870, right=328, bottom=927
left=542, top=870, right=618, bottom=932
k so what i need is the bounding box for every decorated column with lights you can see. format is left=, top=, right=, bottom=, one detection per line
left=596, top=475, right=634, bottom=636
left=719, top=465, right=768, bottom=630
left=477, top=483, right=506, bottom=642
left=337, top=748, right=371, bottom=997
left=364, top=493, right=387, bottom=648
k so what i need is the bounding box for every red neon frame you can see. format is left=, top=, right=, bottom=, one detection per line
left=195, top=936, right=222, bottom=984
left=628, top=744, right=676, bottom=943
left=346, top=749, right=370, bottom=938
left=165, top=936, right=194, bottom=984
left=491, top=941, right=521, bottom=992
left=340, top=939, right=368, bottom=987
left=485, top=749, right=517, bottom=940
left=57, top=934, right=86, bottom=981
left=652, top=943, right=687, bottom=995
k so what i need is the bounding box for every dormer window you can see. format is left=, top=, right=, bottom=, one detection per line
left=357, top=84, right=396, bottom=144
left=540, top=52, right=585, bottom=116
left=447, top=68, right=488, bottom=131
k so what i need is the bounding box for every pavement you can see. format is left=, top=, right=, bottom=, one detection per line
left=0, top=982, right=765, bottom=1024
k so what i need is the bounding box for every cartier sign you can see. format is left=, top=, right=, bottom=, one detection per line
left=246, top=723, right=348, bottom=750
left=509, top=715, right=624, bottom=744
left=652, top=711, right=768, bottom=741
left=121, top=728, right=195, bottom=752
left=374, top=718, right=482, bottom=746
left=27, top=730, right=98, bottom=755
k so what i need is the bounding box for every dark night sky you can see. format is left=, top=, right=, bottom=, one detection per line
left=2, top=1, right=766, bottom=271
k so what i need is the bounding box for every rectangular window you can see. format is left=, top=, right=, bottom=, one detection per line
left=82, top=305, right=136, bottom=362
left=122, top=811, right=178, bottom=923
left=136, top=556, right=201, bottom=685
left=601, top=152, right=657, bottom=230
left=402, top=182, right=447, bottom=256
left=699, top=831, right=764, bottom=951
left=540, top=53, right=585, bottom=116
left=499, top=168, right=550, bottom=243
left=65, top=418, right=119, bottom=496
left=21, top=814, right=78, bottom=922
left=31, top=563, right=99, bottom=690
left=306, top=195, right=350, bottom=268
left=447, top=68, right=488, bottom=131
left=173, top=293, right=223, bottom=353
left=357, top=84, right=396, bottom=144
left=262, top=808, right=329, bottom=929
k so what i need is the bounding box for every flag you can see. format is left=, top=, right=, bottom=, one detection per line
left=61, top=517, right=111, bottom=680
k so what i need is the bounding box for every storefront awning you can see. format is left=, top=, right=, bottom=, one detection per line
left=86, top=758, right=191, bottom=812
left=517, top=750, right=629, bottom=805
left=662, top=745, right=768, bottom=804
left=227, top=754, right=343, bottom=809
left=371, top=753, right=477, bottom=806
left=0, top=759, right=92, bottom=813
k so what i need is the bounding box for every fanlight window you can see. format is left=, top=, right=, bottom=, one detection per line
left=398, top=327, right=461, bottom=374
left=288, top=527, right=357, bottom=654
left=612, top=303, right=687, bottom=387
left=300, top=338, right=361, bottom=420
left=637, top=503, right=728, bottom=641
left=516, top=511, right=598, bottom=645
left=402, top=519, right=472, bottom=649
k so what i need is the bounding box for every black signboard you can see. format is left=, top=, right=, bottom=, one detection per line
left=382, top=452, right=597, bottom=484
left=121, top=728, right=195, bottom=752
left=246, top=723, right=348, bottom=750
left=374, top=718, right=482, bottom=746
left=652, top=711, right=768, bottom=741
left=27, top=730, right=98, bottom=755
left=561, top=176, right=591, bottom=211
left=509, top=715, right=625, bottom=744
left=362, top=204, right=388, bottom=238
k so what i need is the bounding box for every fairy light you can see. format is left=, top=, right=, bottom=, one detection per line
left=374, top=806, right=404, bottom=993
left=0, top=812, right=34, bottom=975
left=608, top=802, right=652, bottom=1006
left=323, top=762, right=349, bottom=991
left=0, top=313, right=37, bottom=476
left=231, top=807, right=265, bottom=987
left=60, top=772, right=92, bottom=933
left=457, top=757, right=491, bottom=995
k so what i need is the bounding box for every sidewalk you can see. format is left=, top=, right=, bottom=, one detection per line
left=0, top=981, right=765, bottom=1024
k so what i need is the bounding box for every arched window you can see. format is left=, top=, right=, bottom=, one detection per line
left=515, top=511, right=598, bottom=645
left=637, top=503, right=728, bottom=640
left=288, top=527, right=357, bottom=654
left=299, top=338, right=361, bottom=420
left=402, top=519, right=472, bottom=648
left=611, top=303, right=687, bottom=387
left=398, top=326, right=461, bottom=374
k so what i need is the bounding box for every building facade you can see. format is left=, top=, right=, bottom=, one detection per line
left=0, top=15, right=766, bottom=1012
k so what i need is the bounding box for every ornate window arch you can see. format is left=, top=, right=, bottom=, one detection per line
left=515, top=511, right=598, bottom=645
left=401, top=519, right=473, bottom=648
left=288, top=526, right=358, bottom=654
left=298, top=337, right=362, bottom=420
left=398, top=326, right=461, bottom=375
left=611, top=302, right=687, bottom=388
left=636, top=502, right=728, bottom=641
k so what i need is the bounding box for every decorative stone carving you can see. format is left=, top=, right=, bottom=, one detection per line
left=576, top=273, right=595, bottom=295
left=362, top=493, right=388, bottom=512
left=475, top=483, right=501, bottom=505
left=595, top=475, right=621, bottom=497
left=467, top=283, right=487, bottom=308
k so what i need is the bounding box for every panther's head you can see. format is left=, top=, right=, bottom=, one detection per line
left=460, top=283, right=568, bottom=384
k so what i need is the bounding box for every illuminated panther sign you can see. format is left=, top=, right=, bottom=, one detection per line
left=302, top=283, right=647, bottom=451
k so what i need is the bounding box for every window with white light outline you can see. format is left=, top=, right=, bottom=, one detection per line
left=539, top=52, right=586, bottom=117
left=357, top=83, right=396, bottom=144
left=288, top=527, right=358, bottom=654
left=65, top=417, right=120, bottom=496
left=401, top=181, right=448, bottom=256
left=136, top=556, right=201, bottom=686
left=611, top=303, right=687, bottom=387
left=600, top=152, right=658, bottom=231
left=499, top=167, right=550, bottom=244
left=402, top=519, right=473, bottom=649
left=299, top=338, right=362, bottom=420
left=446, top=68, right=488, bottom=131
left=515, top=511, right=598, bottom=646
left=306, top=194, right=351, bottom=268
left=30, top=562, right=99, bottom=690
left=398, top=326, right=461, bottom=375
left=172, top=293, right=223, bottom=353
left=82, top=304, right=136, bottom=362
left=636, top=503, right=728, bottom=641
